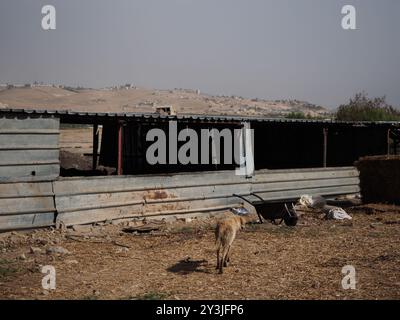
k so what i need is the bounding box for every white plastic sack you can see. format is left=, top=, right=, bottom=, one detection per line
left=325, top=207, right=352, bottom=220
left=299, top=195, right=313, bottom=207
left=231, top=207, right=250, bottom=216
left=298, top=195, right=327, bottom=209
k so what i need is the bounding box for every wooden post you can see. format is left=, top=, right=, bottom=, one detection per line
left=117, top=122, right=123, bottom=175
left=323, top=128, right=328, bottom=168
left=92, top=123, right=99, bottom=171
left=387, top=129, right=391, bottom=156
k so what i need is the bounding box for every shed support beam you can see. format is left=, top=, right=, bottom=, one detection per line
left=323, top=128, right=328, bottom=168
left=117, top=122, right=124, bottom=175
left=92, top=123, right=99, bottom=171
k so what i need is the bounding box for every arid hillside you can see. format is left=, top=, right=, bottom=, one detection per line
left=0, top=85, right=329, bottom=117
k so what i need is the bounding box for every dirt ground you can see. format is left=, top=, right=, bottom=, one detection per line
left=0, top=204, right=399, bottom=300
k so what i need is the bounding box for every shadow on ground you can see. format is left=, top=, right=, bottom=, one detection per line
left=167, top=258, right=211, bottom=275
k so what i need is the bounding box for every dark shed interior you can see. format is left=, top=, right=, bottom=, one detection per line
left=58, top=113, right=398, bottom=175
left=252, top=122, right=390, bottom=170
left=54, top=112, right=400, bottom=175
left=2, top=109, right=396, bottom=176
left=99, top=121, right=241, bottom=174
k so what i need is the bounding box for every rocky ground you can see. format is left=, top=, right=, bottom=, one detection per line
left=0, top=204, right=399, bottom=300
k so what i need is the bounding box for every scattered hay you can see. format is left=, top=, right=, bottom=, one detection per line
left=0, top=205, right=399, bottom=300
left=0, top=259, right=17, bottom=279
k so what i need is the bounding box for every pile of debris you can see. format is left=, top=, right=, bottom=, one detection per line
left=297, top=195, right=352, bottom=220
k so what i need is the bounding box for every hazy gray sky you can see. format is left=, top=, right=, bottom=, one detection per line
left=0, top=0, right=399, bottom=108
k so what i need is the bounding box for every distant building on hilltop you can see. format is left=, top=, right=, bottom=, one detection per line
left=155, top=105, right=177, bottom=116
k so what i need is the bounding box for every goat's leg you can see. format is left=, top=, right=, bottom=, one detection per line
left=219, top=254, right=224, bottom=274
left=224, top=245, right=231, bottom=267
left=219, top=245, right=226, bottom=274
left=216, top=247, right=220, bottom=270
left=224, top=231, right=235, bottom=267
left=219, top=247, right=226, bottom=274
left=219, top=245, right=230, bottom=273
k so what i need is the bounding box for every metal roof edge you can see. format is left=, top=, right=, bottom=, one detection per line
left=1, top=107, right=400, bottom=126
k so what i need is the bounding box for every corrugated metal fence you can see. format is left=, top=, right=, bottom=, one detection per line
left=0, top=166, right=359, bottom=231
left=54, top=170, right=250, bottom=226
left=53, top=167, right=359, bottom=227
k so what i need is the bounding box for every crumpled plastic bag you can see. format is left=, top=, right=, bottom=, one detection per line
left=230, top=207, right=250, bottom=216
left=298, top=195, right=327, bottom=209
left=324, top=206, right=352, bottom=220
left=298, top=195, right=352, bottom=220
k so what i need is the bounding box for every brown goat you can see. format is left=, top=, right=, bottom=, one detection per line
left=215, top=214, right=253, bottom=274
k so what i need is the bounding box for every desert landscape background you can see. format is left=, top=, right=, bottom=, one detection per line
left=0, top=85, right=329, bottom=117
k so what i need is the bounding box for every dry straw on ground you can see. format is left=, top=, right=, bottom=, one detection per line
left=1, top=204, right=399, bottom=300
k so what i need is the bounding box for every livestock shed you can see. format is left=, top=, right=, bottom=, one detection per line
left=0, top=108, right=399, bottom=231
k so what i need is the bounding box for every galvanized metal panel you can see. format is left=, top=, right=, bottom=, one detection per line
left=55, top=191, right=144, bottom=213
left=54, top=171, right=247, bottom=226
left=0, top=117, right=59, bottom=130
left=55, top=203, right=237, bottom=226
left=253, top=185, right=360, bottom=202
left=0, top=134, right=59, bottom=146
left=0, top=150, right=59, bottom=165
left=54, top=176, right=247, bottom=226
left=54, top=181, right=249, bottom=209
left=143, top=198, right=241, bottom=215
left=0, top=167, right=360, bottom=230
left=54, top=167, right=359, bottom=227
left=0, top=164, right=59, bottom=183
left=251, top=177, right=360, bottom=193
left=55, top=205, right=144, bottom=226
left=0, top=212, right=55, bottom=231
left=53, top=171, right=246, bottom=196
left=0, top=181, right=54, bottom=198
left=253, top=167, right=359, bottom=183
left=251, top=167, right=359, bottom=200
left=0, top=145, right=59, bottom=151
left=0, top=116, right=60, bottom=182
left=0, top=196, right=54, bottom=215
left=54, top=180, right=250, bottom=226
left=0, top=181, right=56, bottom=231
